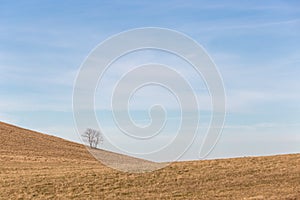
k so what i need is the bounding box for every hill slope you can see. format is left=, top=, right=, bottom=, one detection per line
left=0, top=122, right=91, bottom=161
left=0, top=121, right=158, bottom=171
left=0, top=121, right=299, bottom=199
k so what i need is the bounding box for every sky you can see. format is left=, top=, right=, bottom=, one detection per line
left=0, top=0, right=300, bottom=162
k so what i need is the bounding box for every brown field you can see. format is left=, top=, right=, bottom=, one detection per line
left=0, top=121, right=299, bottom=199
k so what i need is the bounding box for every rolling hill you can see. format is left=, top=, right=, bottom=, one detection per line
left=0, top=121, right=299, bottom=199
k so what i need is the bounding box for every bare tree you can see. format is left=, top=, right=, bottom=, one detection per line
left=82, top=128, right=103, bottom=149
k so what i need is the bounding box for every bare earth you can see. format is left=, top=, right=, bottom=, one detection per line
left=0, top=121, right=299, bottom=199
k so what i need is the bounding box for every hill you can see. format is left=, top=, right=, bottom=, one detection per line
left=0, top=121, right=160, bottom=172
left=0, top=121, right=299, bottom=199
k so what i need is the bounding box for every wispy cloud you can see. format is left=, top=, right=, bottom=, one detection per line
left=1, top=1, right=299, bottom=160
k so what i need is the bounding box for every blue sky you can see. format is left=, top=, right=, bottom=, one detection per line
left=1, top=1, right=300, bottom=161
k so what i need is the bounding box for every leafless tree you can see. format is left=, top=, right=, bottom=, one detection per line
left=82, top=128, right=103, bottom=149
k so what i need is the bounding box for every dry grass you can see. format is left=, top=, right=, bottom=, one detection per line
left=0, top=121, right=299, bottom=199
